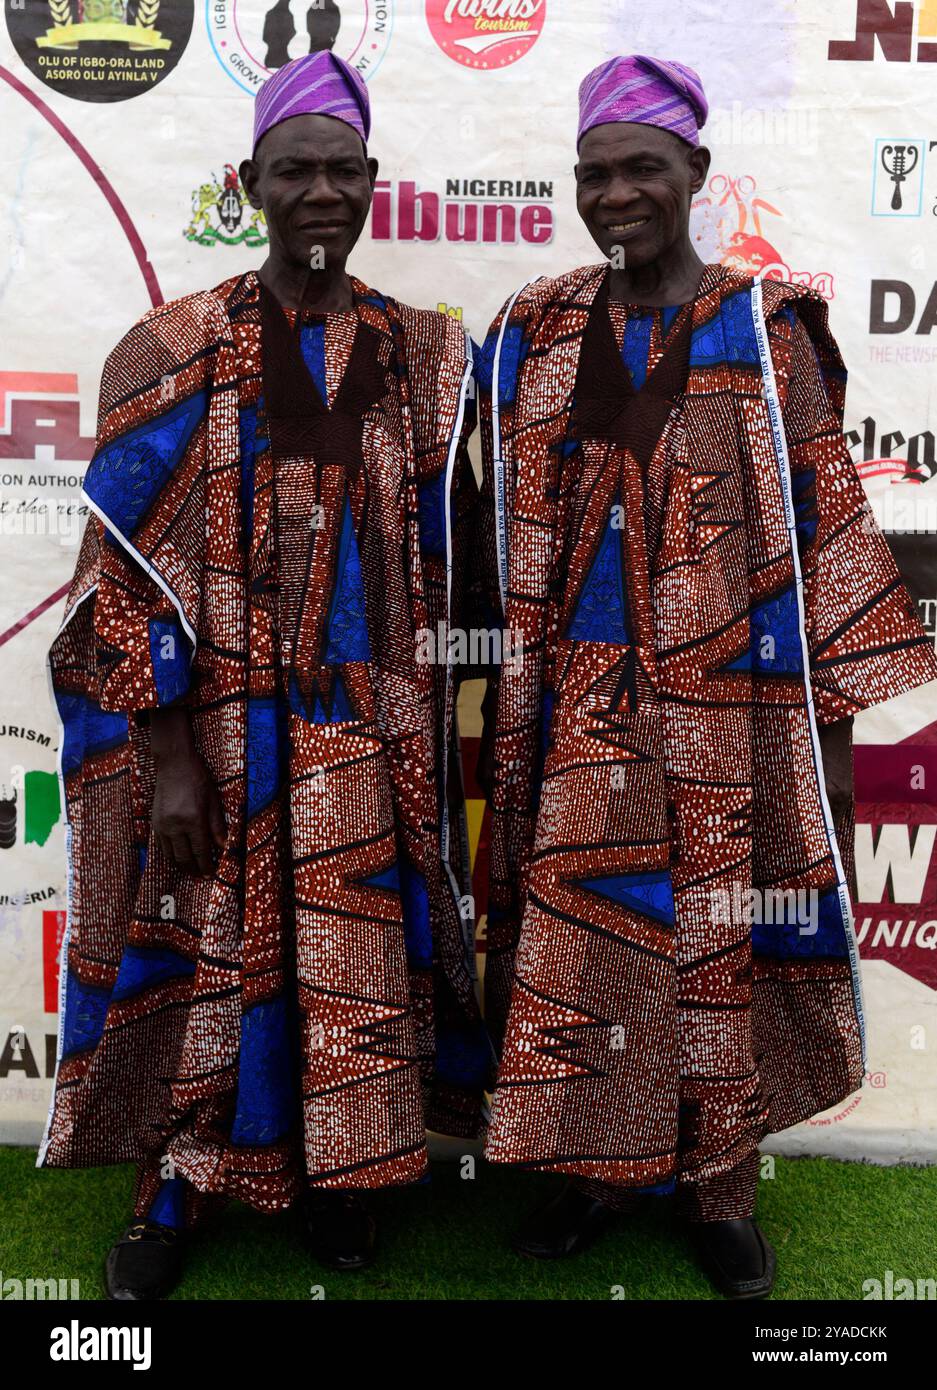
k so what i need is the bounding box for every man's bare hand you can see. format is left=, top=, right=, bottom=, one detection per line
left=149, top=706, right=226, bottom=876
left=818, top=715, right=854, bottom=821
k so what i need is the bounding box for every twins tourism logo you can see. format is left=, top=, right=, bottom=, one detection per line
left=5, top=0, right=194, bottom=102
left=208, top=0, right=393, bottom=96
left=425, top=0, right=545, bottom=69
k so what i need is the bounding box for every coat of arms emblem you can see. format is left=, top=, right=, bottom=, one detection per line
left=185, top=165, right=268, bottom=248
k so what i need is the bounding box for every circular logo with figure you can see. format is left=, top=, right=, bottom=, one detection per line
left=5, top=0, right=194, bottom=103
left=425, top=0, right=545, bottom=70
left=207, top=0, right=394, bottom=97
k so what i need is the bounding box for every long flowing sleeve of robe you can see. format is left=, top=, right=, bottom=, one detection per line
left=473, top=262, right=937, bottom=1189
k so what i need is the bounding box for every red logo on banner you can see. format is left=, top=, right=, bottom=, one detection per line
left=426, top=0, right=545, bottom=69
left=43, top=909, right=66, bottom=1014
left=0, top=371, right=96, bottom=464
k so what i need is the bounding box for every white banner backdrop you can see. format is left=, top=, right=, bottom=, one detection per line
left=1, top=0, right=936, bottom=1157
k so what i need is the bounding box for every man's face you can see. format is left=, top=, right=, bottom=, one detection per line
left=239, top=113, right=378, bottom=269
left=575, top=122, right=709, bottom=267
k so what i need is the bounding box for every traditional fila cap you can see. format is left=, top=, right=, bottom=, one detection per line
left=577, top=54, right=708, bottom=149
left=252, top=52, right=371, bottom=156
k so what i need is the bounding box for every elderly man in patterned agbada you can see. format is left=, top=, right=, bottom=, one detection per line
left=472, top=53, right=937, bottom=1298
left=41, top=52, right=488, bottom=1300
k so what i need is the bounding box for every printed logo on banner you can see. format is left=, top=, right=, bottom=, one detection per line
left=828, top=0, right=937, bottom=62
left=850, top=527, right=937, bottom=998
left=869, top=279, right=937, bottom=341
left=0, top=1023, right=58, bottom=1083
left=42, top=909, right=66, bottom=1013
left=805, top=1073, right=887, bottom=1127
left=207, top=0, right=393, bottom=97
left=691, top=174, right=834, bottom=298
left=5, top=0, right=194, bottom=103
left=185, top=164, right=269, bottom=247
left=0, top=372, right=92, bottom=548
left=0, top=730, right=60, bottom=851
left=425, top=0, right=545, bottom=69
left=370, top=174, right=554, bottom=246
left=854, top=817, right=937, bottom=992
left=0, top=373, right=95, bottom=465
left=0, top=714, right=64, bottom=1097
left=850, top=415, right=936, bottom=482
left=871, top=138, right=928, bottom=216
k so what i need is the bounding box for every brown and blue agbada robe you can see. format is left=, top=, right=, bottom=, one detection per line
left=472, top=259, right=937, bottom=1194
left=40, top=268, right=491, bottom=1224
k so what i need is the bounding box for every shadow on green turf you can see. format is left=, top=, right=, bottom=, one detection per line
left=2, top=1147, right=935, bottom=1300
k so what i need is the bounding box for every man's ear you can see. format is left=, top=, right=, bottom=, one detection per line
left=239, top=157, right=262, bottom=210
left=688, top=144, right=711, bottom=196
left=367, top=156, right=379, bottom=191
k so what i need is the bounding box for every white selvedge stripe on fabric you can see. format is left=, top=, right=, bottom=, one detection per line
left=37, top=583, right=97, bottom=1168
left=490, top=281, right=530, bottom=617
left=440, top=327, right=478, bottom=973
left=82, top=491, right=198, bottom=650
left=750, top=274, right=867, bottom=1067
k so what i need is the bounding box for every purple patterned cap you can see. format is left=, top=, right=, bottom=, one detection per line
left=577, top=55, right=708, bottom=150
left=252, top=52, right=371, bottom=156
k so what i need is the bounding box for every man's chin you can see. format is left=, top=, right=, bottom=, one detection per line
left=287, top=237, right=357, bottom=270
left=600, top=239, right=661, bottom=269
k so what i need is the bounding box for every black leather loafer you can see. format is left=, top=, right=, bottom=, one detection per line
left=104, top=1220, right=185, bottom=1301
left=511, top=1181, right=617, bottom=1259
left=304, top=1189, right=377, bottom=1271
left=690, top=1217, right=776, bottom=1299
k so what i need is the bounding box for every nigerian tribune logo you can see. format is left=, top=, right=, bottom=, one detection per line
left=208, top=0, right=393, bottom=97
left=426, top=0, right=545, bottom=69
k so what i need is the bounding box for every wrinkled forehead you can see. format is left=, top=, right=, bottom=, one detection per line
left=577, top=121, right=693, bottom=166
left=253, top=112, right=369, bottom=166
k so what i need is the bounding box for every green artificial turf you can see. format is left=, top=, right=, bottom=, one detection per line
left=2, top=1145, right=935, bottom=1301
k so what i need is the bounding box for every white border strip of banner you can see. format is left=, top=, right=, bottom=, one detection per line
left=751, top=274, right=867, bottom=1067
